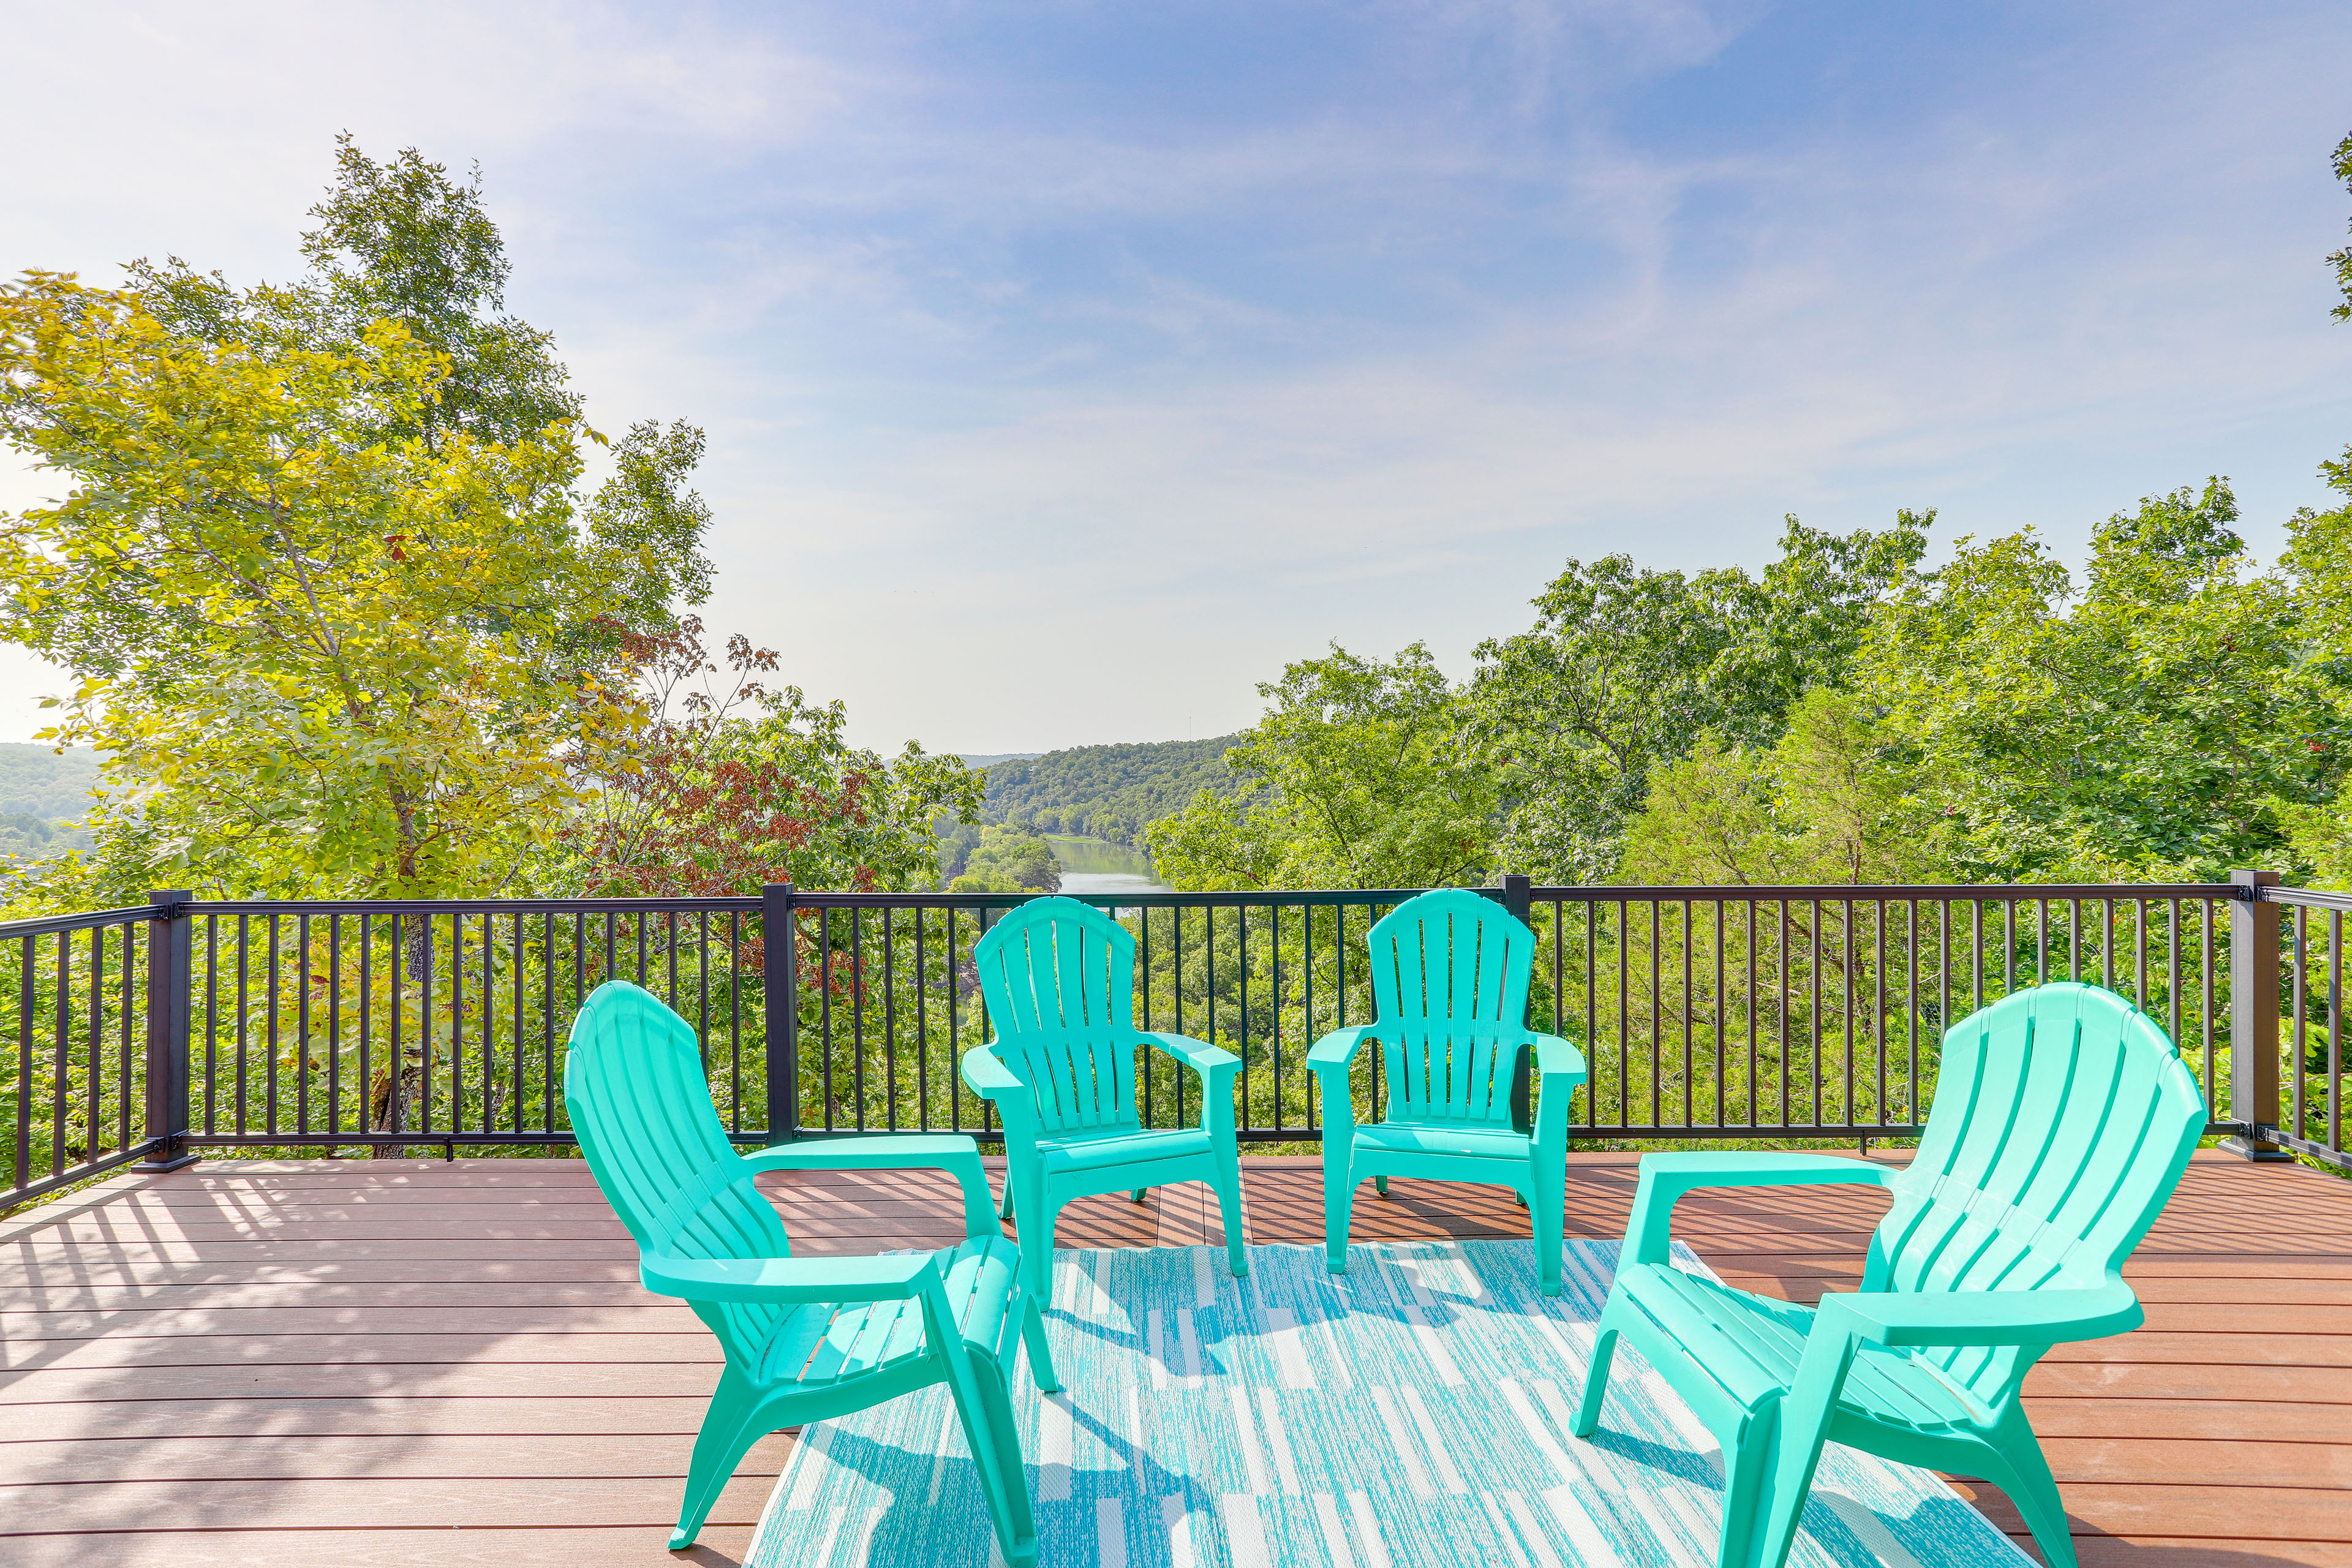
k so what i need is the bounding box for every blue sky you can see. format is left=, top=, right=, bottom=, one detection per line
left=3, top=1, right=2349, bottom=753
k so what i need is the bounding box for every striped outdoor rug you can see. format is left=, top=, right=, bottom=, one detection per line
left=745, top=1239, right=2027, bottom=1567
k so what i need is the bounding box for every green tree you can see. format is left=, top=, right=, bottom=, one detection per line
left=1469, top=515, right=1929, bottom=880
left=0, top=139, right=722, bottom=903
left=1858, top=481, right=2339, bottom=880
left=129, top=134, right=580, bottom=454
left=1147, top=642, right=1494, bottom=890
left=0, top=276, right=642, bottom=899
left=1621, top=688, right=1951, bottom=885
left=949, top=826, right=1062, bottom=894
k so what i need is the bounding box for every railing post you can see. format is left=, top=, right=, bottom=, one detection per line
left=2221, top=868, right=2290, bottom=1161
left=1503, top=873, right=1534, bottom=1134
left=135, top=890, right=199, bottom=1173
left=762, top=882, right=799, bottom=1145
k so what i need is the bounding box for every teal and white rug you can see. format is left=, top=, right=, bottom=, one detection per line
left=745, top=1240, right=2027, bottom=1567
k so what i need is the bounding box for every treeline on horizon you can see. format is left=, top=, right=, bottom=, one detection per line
left=979, top=736, right=1253, bottom=848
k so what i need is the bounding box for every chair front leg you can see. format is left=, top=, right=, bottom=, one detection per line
left=1020, top=1289, right=1061, bottom=1394
left=1311, top=1063, right=1355, bottom=1275
left=1527, top=1154, right=1564, bottom=1298
left=671, top=1363, right=770, bottom=1549
left=1011, top=1163, right=1057, bottom=1306
left=1571, top=1291, right=1626, bottom=1437
left=929, top=1285, right=1041, bottom=1567
left=1749, top=1321, right=1862, bottom=1568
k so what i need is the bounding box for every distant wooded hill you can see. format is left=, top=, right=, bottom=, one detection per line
left=0, top=744, right=99, bottom=859
left=982, top=736, right=1253, bottom=846
left=0, top=744, right=98, bottom=819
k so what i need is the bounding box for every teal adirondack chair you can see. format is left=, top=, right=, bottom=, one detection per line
left=1306, top=888, right=1589, bottom=1294
left=1573, top=982, right=2207, bottom=1568
left=962, top=896, right=1246, bottom=1303
left=565, top=981, right=1057, bottom=1562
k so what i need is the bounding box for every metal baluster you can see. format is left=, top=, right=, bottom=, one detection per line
left=2331, top=909, right=2343, bottom=1157
left=14, top=937, right=31, bottom=1190
left=883, top=908, right=898, bottom=1133
left=821, top=908, right=836, bottom=1134
left=51, top=930, right=69, bottom=1178
left=912, top=907, right=927, bottom=1134
left=2293, top=906, right=2309, bottom=1141
left=947, top=907, right=962, bottom=1136
left=850, top=907, right=866, bottom=1133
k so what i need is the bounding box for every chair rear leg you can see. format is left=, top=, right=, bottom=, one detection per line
left=1374, top=1174, right=1389, bottom=1196
left=670, top=1367, right=769, bottom=1550
left=1023, top=1188, right=1063, bottom=1306
left=1130, top=1188, right=1148, bottom=1204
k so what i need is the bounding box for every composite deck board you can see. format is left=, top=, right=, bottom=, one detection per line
left=0, top=1152, right=2340, bottom=1566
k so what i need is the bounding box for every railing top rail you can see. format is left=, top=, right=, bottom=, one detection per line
left=178, top=896, right=767, bottom=916
left=153, top=881, right=2244, bottom=919
left=1526, top=882, right=2237, bottom=902
left=792, top=888, right=1443, bottom=910
left=0, top=902, right=168, bottom=941
left=2258, top=885, right=2352, bottom=911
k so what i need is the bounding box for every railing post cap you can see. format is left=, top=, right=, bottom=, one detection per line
left=147, top=888, right=193, bottom=913
left=2228, top=869, right=2283, bottom=891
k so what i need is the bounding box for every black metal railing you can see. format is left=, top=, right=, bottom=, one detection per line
left=5, top=871, right=2343, bottom=1209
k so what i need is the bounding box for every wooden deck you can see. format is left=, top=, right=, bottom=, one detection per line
left=2, top=1150, right=2345, bottom=1567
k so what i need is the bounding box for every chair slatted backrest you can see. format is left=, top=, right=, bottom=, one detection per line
left=1869, top=982, right=2207, bottom=1404
left=973, top=897, right=1140, bottom=1137
left=1365, top=889, right=1536, bottom=1126
left=565, top=981, right=788, bottom=1360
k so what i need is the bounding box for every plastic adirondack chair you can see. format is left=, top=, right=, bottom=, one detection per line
left=1306, top=888, right=1589, bottom=1294
left=1572, top=982, right=2208, bottom=1568
left=962, top=896, right=1246, bottom=1303
left=564, top=981, right=1057, bottom=1562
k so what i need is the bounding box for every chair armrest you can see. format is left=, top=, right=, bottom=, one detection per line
left=1138, top=1031, right=1239, bottom=1079
left=642, top=1250, right=937, bottom=1305
left=1816, top=1278, right=2143, bottom=1348
left=959, top=1043, right=1023, bottom=1099
left=1306, top=1025, right=1375, bottom=1074
left=1137, top=1032, right=1238, bottom=1139
left=1625, top=1152, right=1894, bottom=1266
left=1528, top=1034, right=1586, bottom=1148
left=1529, top=1033, right=1586, bottom=1084
left=958, top=1043, right=1041, bottom=1144
left=741, top=1134, right=997, bottom=1237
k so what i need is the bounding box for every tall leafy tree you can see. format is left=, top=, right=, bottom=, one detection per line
left=1620, top=688, right=1951, bottom=885
left=0, top=277, right=637, bottom=897
left=1859, top=483, right=2340, bottom=880
left=1468, top=514, right=1929, bottom=880
left=0, top=139, right=716, bottom=900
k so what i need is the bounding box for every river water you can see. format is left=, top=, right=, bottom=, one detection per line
left=1045, top=835, right=1169, bottom=895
